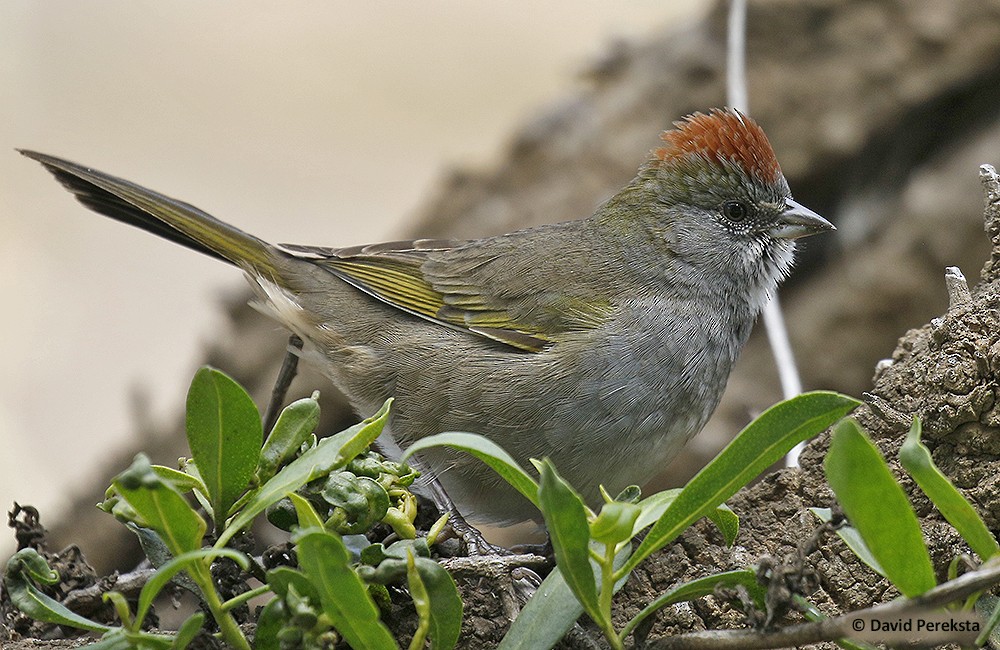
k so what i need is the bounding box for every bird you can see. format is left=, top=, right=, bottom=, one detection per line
left=21, top=108, right=833, bottom=526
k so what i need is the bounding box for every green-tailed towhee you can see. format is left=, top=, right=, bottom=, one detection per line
left=21, top=109, right=832, bottom=525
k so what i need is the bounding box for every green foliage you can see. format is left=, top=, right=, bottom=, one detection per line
left=256, top=393, right=321, bottom=484
left=406, top=553, right=463, bottom=650
left=537, top=459, right=603, bottom=627
left=216, top=396, right=392, bottom=548
left=421, top=390, right=861, bottom=649
left=403, top=431, right=540, bottom=507
left=810, top=507, right=887, bottom=578
left=898, top=416, right=999, bottom=561
left=626, top=391, right=860, bottom=575
left=13, top=365, right=998, bottom=650
left=824, top=418, right=936, bottom=597
left=112, top=455, right=208, bottom=557
left=822, top=415, right=1000, bottom=645
left=7, top=366, right=456, bottom=650
left=267, top=450, right=419, bottom=539
left=3, top=549, right=111, bottom=634
left=621, top=569, right=767, bottom=640
left=293, top=528, right=397, bottom=649
left=186, top=367, right=263, bottom=534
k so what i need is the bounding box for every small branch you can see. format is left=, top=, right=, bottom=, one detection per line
left=641, top=558, right=1000, bottom=650
left=438, top=553, right=549, bottom=578
left=726, top=0, right=748, bottom=113
left=439, top=553, right=550, bottom=629
left=725, top=0, right=807, bottom=466
left=61, top=567, right=157, bottom=615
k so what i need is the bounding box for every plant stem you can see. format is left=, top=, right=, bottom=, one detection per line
left=189, top=562, right=250, bottom=650
left=222, top=584, right=272, bottom=612
left=599, top=542, right=624, bottom=650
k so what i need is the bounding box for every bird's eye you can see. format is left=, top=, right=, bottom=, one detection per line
left=722, top=200, right=748, bottom=222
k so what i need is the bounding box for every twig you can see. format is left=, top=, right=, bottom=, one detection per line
left=641, top=558, right=1000, bottom=649
left=726, top=0, right=807, bottom=466
left=262, top=334, right=303, bottom=433
left=61, top=567, right=157, bottom=615
left=726, top=0, right=748, bottom=113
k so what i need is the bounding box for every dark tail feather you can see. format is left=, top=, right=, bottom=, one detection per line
left=20, top=150, right=276, bottom=273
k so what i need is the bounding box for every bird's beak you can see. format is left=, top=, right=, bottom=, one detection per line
left=769, top=199, right=835, bottom=240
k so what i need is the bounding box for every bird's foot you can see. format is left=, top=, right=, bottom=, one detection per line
left=442, top=509, right=509, bottom=557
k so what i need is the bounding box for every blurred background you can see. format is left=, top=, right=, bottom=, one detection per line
left=1, top=2, right=703, bottom=560
left=5, top=1, right=1000, bottom=569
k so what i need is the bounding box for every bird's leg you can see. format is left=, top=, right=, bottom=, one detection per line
left=262, top=335, right=304, bottom=433
left=431, top=479, right=508, bottom=556
left=401, top=453, right=507, bottom=556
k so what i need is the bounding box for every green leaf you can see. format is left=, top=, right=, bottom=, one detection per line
left=412, top=557, right=462, bottom=650
left=631, top=489, right=681, bottom=535
left=216, top=400, right=391, bottom=548
left=186, top=367, right=262, bottom=528
left=293, top=528, right=397, bottom=650
left=266, top=566, right=320, bottom=603
left=113, top=455, right=206, bottom=556
left=172, top=612, right=206, bottom=649
left=102, top=591, right=133, bottom=629
left=151, top=465, right=207, bottom=496
left=252, top=598, right=284, bottom=650
left=809, top=508, right=886, bottom=578
left=634, top=490, right=739, bottom=546
left=899, top=416, right=999, bottom=560
left=335, top=398, right=393, bottom=467
left=402, top=432, right=539, bottom=508
left=407, top=552, right=431, bottom=650
left=4, top=550, right=111, bottom=633
left=7, top=556, right=124, bottom=639
left=322, top=472, right=391, bottom=535
left=135, top=548, right=248, bottom=630
left=706, top=503, right=739, bottom=547
left=621, top=569, right=765, bottom=641
left=178, top=459, right=214, bottom=517
left=5, top=547, right=59, bottom=585
left=258, top=393, right=321, bottom=483
left=537, top=459, right=602, bottom=627
left=84, top=631, right=146, bottom=650
left=498, top=567, right=582, bottom=650
left=612, top=485, right=642, bottom=504
left=590, top=502, right=641, bottom=546
left=498, top=545, right=631, bottom=650
left=624, top=391, right=859, bottom=573
left=288, top=491, right=326, bottom=529
left=824, top=417, right=936, bottom=597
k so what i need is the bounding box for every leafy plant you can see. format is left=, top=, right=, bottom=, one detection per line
left=822, top=416, right=1000, bottom=645
left=408, top=391, right=861, bottom=649
left=4, top=366, right=463, bottom=650
left=14, top=370, right=996, bottom=650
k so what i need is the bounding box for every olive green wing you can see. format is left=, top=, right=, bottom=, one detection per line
left=276, top=237, right=613, bottom=353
